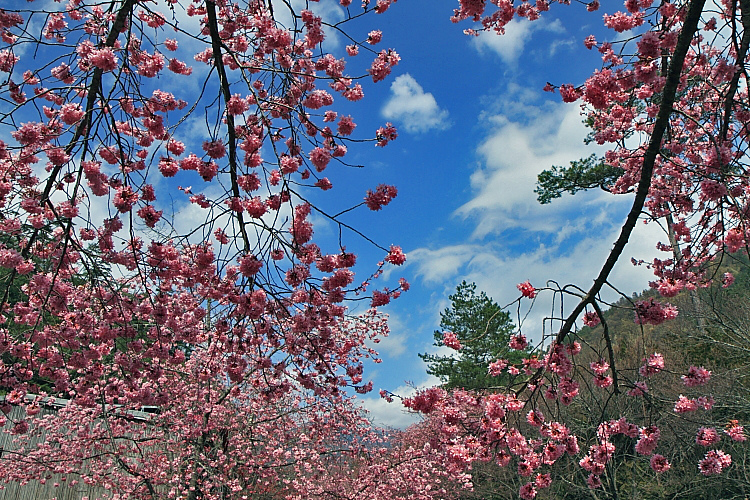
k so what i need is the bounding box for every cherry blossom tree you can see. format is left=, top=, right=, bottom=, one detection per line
left=4, top=0, right=750, bottom=496
left=0, top=0, right=417, bottom=497
left=389, top=0, right=750, bottom=497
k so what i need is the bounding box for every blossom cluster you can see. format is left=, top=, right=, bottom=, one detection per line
left=442, top=331, right=462, bottom=350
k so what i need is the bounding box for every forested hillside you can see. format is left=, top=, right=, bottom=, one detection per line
left=415, top=272, right=750, bottom=500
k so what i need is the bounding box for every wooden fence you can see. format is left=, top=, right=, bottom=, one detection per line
left=0, top=395, right=155, bottom=500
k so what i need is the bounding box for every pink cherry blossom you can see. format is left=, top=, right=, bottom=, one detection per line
left=650, top=454, right=671, bottom=473
left=587, top=474, right=602, bottom=489
left=442, top=331, right=461, bottom=350
left=509, top=334, right=528, bottom=350
left=88, top=47, right=118, bottom=71
left=635, top=426, right=660, bottom=455
left=385, top=245, right=406, bottom=265
left=639, top=352, right=665, bottom=377
left=365, top=184, right=398, bottom=210
left=0, top=49, right=18, bottom=72
left=368, top=49, right=400, bottom=83
left=488, top=358, right=508, bottom=376
left=627, top=381, right=649, bottom=396
left=582, top=311, right=600, bottom=327
left=722, top=272, right=735, bottom=288
left=519, top=482, right=538, bottom=499
left=634, top=299, right=678, bottom=325
left=674, top=395, right=699, bottom=413
left=725, top=421, right=747, bottom=442
left=699, top=450, right=732, bottom=476
left=682, top=365, right=711, bottom=387
left=517, top=281, right=537, bottom=298
left=590, top=360, right=609, bottom=375
left=696, top=427, right=721, bottom=446
left=338, top=115, right=356, bottom=135
left=309, top=147, right=331, bottom=171
left=59, top=103, right=84, bottom=125
left=375, top=122, right=398, bottom=146
left=202, top=139, right=226, bottom=159
left=367, top=30, right=383, bottom=44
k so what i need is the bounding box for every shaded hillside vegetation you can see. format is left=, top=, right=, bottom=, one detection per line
left=426, top=267, right=750, bottom=500
left=546, top=260, right=750, bottom=500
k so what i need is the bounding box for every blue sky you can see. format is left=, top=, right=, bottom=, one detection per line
left=343, top=2, right=666, bottom=427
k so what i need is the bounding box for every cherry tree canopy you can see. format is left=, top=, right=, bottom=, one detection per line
left=0, top=0, right=426, bottom=497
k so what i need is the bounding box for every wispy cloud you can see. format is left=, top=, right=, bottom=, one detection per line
left=472, top=18, right=566, bottom=66
left=381, top=74, right=450, bottom=134
left=406, top=244, right=484, bottom=284
left=456, top=99, right=605, bottom=239
left=406, top=222, right=663, bottom=347
left=403, top=89, right=667, bottom=344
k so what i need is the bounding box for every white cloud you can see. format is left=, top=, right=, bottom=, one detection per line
left=456, top=100, right=605, bottom=239
left=381, top=74, right=450, bottom=134
left=402, top=88, right=673, bottom=344
left=368, top=312, right=409, bottom=358
left=548, top=38, right=575, bottom=58
left=358, top=378, right=440, bottom=429
left=472, top=18, right=534, bottom=65
left=406, top=221, right=664, bottom=347
left=405, top=244, right=483, bottom=284
left=472, top=18, right=566, bottom=66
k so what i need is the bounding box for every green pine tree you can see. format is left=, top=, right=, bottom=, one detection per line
left=419, top=281, right=525, bottom=391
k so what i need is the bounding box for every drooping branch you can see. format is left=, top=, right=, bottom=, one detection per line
left=592, top=300, right=619, bottom=395
left=40, top=0, right=137, bottom=208
left=516, top=0, right=709, bottom=398
left=0, top=0, right=138, bottom=313
left=552, top=0, right=708, bottom=346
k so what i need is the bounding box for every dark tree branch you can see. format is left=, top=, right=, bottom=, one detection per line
left=519, top=0, right=708, bottom=395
